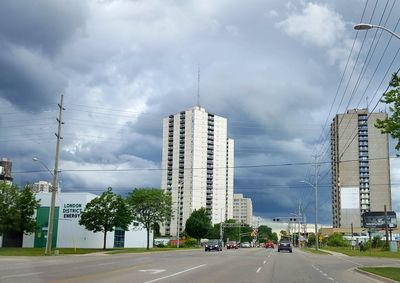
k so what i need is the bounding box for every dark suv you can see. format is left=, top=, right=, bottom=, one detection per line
left=277, top=240, right=292, bottom=253
left=205, top=240, right=223, bottom=252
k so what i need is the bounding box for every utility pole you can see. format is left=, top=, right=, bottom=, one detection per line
left=45, top=94, right=64, bottom=256
left=384, top=205, right=389, bottom=248
left=312, top=154, right=320, bottom=251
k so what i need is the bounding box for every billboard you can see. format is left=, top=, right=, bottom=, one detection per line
left=362, top=211, right=397, bottom=229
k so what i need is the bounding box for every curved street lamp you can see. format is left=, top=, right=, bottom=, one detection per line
left=300, top=180, right=319, bottom=251
left=354, top=23, right=400, bottom=40
left=33, top=157, right=54, bottom=176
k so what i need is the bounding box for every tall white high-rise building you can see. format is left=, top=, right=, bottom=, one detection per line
left=160, top=106, right=234, bottom=236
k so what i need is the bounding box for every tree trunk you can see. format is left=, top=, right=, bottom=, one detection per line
left=146, top=228, right=150, bottom=250
left=103, top=231, right=107, bottom=250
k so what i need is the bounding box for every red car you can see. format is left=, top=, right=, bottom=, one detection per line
left=265, top=241, right=274, bottom=248
left=226, top=241, right=238, bottom=249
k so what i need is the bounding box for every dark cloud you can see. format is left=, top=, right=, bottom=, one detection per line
left=0, top=1, right=87, bottom=55
left=0, top=42, right=67, bottom=111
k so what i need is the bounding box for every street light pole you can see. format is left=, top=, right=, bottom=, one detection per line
left=354, top=23, right=400, bottom=40
left=300, top=180, right=319, bottom=251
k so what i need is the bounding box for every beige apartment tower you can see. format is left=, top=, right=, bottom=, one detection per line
left=160, top=106, right=234, bottom=236
left=232, top=194, right=253, bottom=226
left=331, top=109, right=391, bottom=228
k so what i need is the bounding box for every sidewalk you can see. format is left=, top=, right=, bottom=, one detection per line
left=319, top=249, right=349, bottom=256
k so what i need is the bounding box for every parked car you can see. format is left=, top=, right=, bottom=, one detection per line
left=265, top=241, right=274, bottom=248
left=226, top=241, right=238, bottom=249
left=277, top=240, right=292, bottom=253
left=240, top=242, right=251, bottom=248
left=205, top=239, right=223, bottom=251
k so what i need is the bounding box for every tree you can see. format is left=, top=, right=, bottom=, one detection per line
left=0, top=182, right=40, bottom=236
left=127, top=188, right=172, bottom=250
left=271, top=232, right=278, bottom=242
left=375, top=73, right=400, bottom=149
left=185, top=208, right=212, bottom=243
left=223, top=219, right=241, bottom=242
left=258, top=225, right=273, bottom=242
left=79, top=187, right=132, bottom=250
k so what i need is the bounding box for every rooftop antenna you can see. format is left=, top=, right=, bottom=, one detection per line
left=197, top=64, right=201, bottom=108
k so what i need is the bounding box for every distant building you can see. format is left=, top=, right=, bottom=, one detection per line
left=232, top=194, right=253, bottom=226
left=330, top=109, right=391, bottom=228
left=160, top=106, right=234, bottom=236
left=0, top=158, right=13, bottom=184
left=31, top=181, right=53, bottom=193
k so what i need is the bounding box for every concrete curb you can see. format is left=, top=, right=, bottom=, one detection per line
left=353, top=267, right=399, bottom=283
left=318, top=249, right=349, bottom=256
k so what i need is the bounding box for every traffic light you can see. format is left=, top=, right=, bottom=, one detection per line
left=273, top=218, right=280, bottom=222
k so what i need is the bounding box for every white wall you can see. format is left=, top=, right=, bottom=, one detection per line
left=23, top=192, right=151, bottom=249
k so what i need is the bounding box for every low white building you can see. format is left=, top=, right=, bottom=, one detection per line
left=22, top=192, right=152, bottom=249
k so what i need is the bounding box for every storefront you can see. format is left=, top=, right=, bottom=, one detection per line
left=22, top=192, right=152, bottom=249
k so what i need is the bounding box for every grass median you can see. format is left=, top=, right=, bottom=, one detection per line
left=322, top=246, right=400, bottom=258
left=360, top=267, right=400, bottom=282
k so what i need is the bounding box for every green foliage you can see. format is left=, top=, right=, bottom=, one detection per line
left=79, top=187, right=132, bottom=249
left=127, top=188, right=172, bottom=250
left=0, top=182, right=40, bottom=235
left=222, top=219, right=240, bottom=242
left=375, top=73, right=400, bottom=150
left=271, top=232, right=278, bottom=242
left=258, top=225, right=273, bottom=242
left=181, top=238, right=197, bottom=248
left=326, top=233, right=348, bottom=247
left=308, top=233, right=316, bottom=246
left=371, top=235, right=384, bottom=248
left=184, top=208, right=212, bottom=241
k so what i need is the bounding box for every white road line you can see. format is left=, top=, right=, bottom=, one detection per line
left=263, top=260, right=266, bottom=264
left=1, top=272, right=43, bottom=279
left=256, top=267, right=262, bottom=273
left=143, top=264, right=206, bottom=283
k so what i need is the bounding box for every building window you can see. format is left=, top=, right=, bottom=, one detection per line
left=114, top=228, right=125, bottom=248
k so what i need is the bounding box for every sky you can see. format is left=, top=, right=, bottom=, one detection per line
left=1, top=0, right=400, bottom=226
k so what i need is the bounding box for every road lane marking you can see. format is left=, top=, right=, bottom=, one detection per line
left=143, top=264, right=206, bottom=283
left=256, top=267, right=261, bottom=273
left=140, top=269, right=166, bottom=274
left=312, top=265, right=340, bottom=283
left=1, top=272, right=43, bottom=279
left=263, top=260, right=266, bottom=264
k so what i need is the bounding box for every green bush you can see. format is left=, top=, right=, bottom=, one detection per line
left=327, top=233, right=348, bottom=247
left=181, top=238, right=197, bottom=248
left=371, top=235, right=384, bottom=248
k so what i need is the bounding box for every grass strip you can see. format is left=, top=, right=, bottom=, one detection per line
left=360, top=267, right=400, bottom=282
left=322, top=247, right=400, bottom=258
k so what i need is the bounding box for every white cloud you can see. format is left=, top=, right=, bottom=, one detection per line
left=278, top=3, right=346, bottom=48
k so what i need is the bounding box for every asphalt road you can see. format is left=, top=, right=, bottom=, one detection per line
left=1, top=248, right=399, bottom=283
